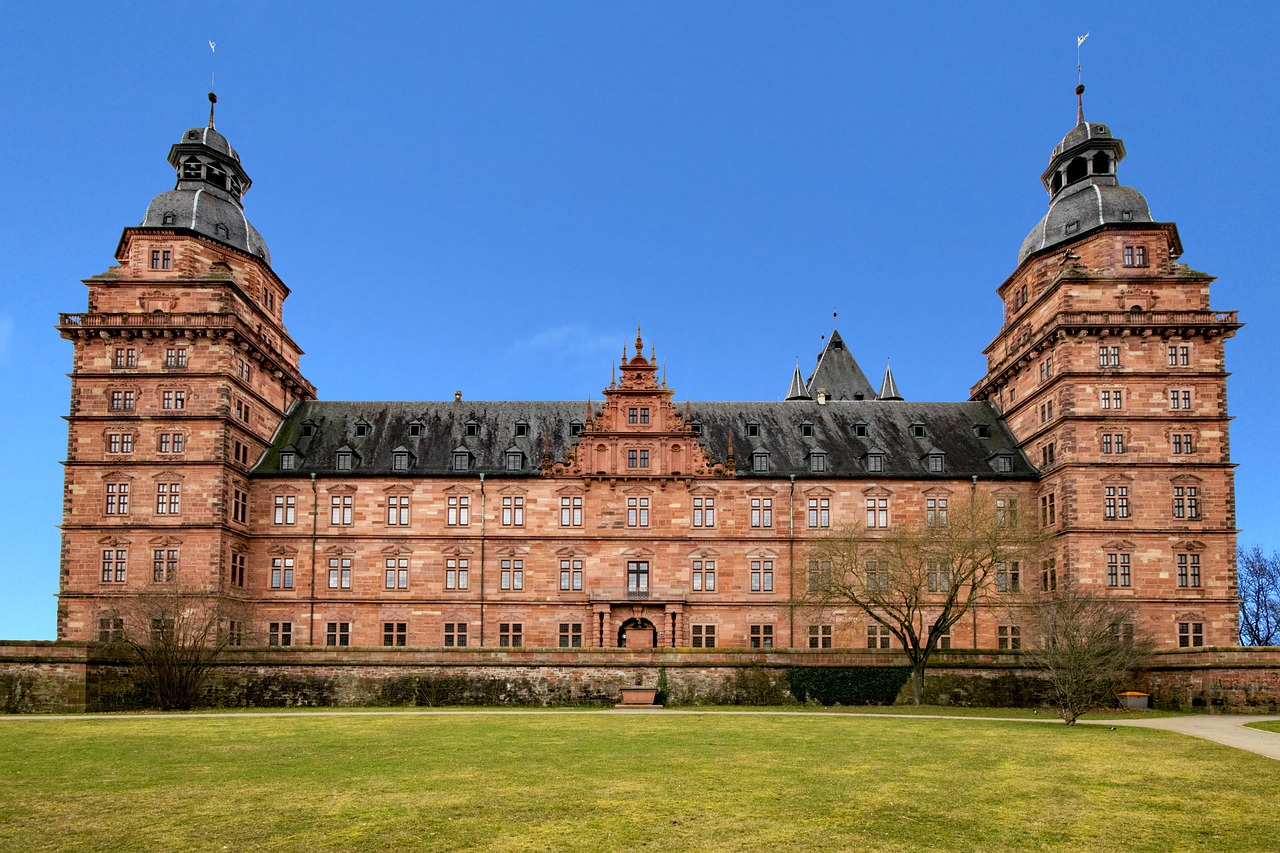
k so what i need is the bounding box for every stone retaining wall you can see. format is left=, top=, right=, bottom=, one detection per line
left=2, top=643, right=1277, bottom=713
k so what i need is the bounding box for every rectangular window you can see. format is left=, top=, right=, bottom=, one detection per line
left=750, top=497, right=772, bottom=528
left=445, top=558, right=470, bottom=590
left=866, top=498, right=888, bottom=528
left=865, top=561, right=889, bottom=593
left=108, top=433, right=134, bottom=453
left=627, top=561, right=649, bottom=594
left=1104, top=485, right=1129, bottom=520
left=274, top=494, right=296, bottom=525
left=750, top=560, right=774, bottom=592
left=1107, top=553, right=1132, bottom=588
left=149, top=249, right=172, bottom=270
left=444, top=623, right=468, bottom=647
left=558, top=623, right=583, bottom=648
left=692, top=497, right=715, bottom=527
left=112, top=347, right=137, bottom=368
left=691, top=560, right=716, bottom=592
left=1039, top=355, right=1053, bottom=381
left=1178, top=622, right=1204, bottom=647
left=1098, top=346, right=1120, bottom=368
left=229, top=552, right=246, bottom=588
left=559, top=559, right=584, bottom=592
left=1173, top=434, right=1195, bottom=454
left=998, top=625, right=1021, bottom=650
left=232, top=488, right=248, bottom=524
left=238, top=359, right=252, bottom=381
left=327, top=557, right=352, bottom=590
left=807, top=560, right=831, bottom=593
left=331, top=495, right=353, bottom=525
left=560, top=496, right=583, bottom=527
left=932, top=628, right=952, bottom=650
left=809, top=625, right=833, bottom=649
left=325, top=622, right=351, bottom=647
left=109, top=390, right=135, bottom=411
left=1177, top=553, right=1201, bottom=588
left=628, top=408, right=638, bottom=424
left=1101, top=433, right=1125, bottom=454
left=268, top=622, right=293, bottom=647
left=1168, top=344, right=1190, bottom=367
left=387, top=495, right=410, bottom=526
left=1040, top=493, right=1056, bottom=526
left=270, top=557, right=295, bottom=590
left=383, top=622, right=407, bottom=647
left=161, top=390, right=185, bottom=410
left=1173, top=486, right=1200, bottom=520
left=1041, top=558, right=1057, bottom=592
left=1100, top=389, right=1123, bottom=410
left=98, top=617, right=124, bottom=643
left=385, top=557, right=409, bottom=589
left=927, top=562, right=951, bottom=593
left=627, top=496, right=649, bottom=527
left=153, top=482, right=180, bottom=514
left=866, top=454, right=884, bottom=473
left=628, top=449, right=638, bottom=468
left=152, top=548, right=178, bottom=582
left=866, top=624, right=890, bottom=649
left=995, top=561, right=1020, bottom=593
left=810, top=453, right=826, bottom=472
left=104, top=479, right=129, bottom=512
left=640, top=408, right=650, bottom=424
left=499, top=623, right=523, bottom=648
left=808, top=497, right=830, bottom=528
left=692, top=625, right=716, bottom=648
left=447, top=495, right=470, bottom=526
left=500, top=559, right=524, bottom=591
left=750, top=625, right=774, bottom=649
left=158, top=432, right=184, bottom=453
left=1170, top=389, right=1192, bottom=410
left=499, top=495, right=525, bottom=527
left=100, top=549, right=127, bottom=583
left=163, top=348, right=188, bottom=368
left=234, top=440, right=250, bottom=466
left=926, top=498, right=948, bottom=527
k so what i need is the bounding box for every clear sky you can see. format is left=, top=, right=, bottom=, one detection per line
left=2, top=2, right=1276, bottom=640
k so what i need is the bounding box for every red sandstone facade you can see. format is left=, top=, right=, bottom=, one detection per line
left=55, top=93, right=1241, bottom=653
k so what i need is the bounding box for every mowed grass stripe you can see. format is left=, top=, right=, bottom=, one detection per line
left=0, top=714, right=1274, bottom=852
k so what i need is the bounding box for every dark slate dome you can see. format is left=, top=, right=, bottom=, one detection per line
left=1017, top=87, right=1155, bottom=265
left=137, top=98, right=271, bottom=265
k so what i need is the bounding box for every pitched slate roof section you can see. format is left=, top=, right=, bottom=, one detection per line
left=254, top=399, right=1036, bottom=480
left=878, top=361, right=903, bottom=401
left=785, top=364, right=810, bottom=401
left=805, top=330, right=877, bottom=401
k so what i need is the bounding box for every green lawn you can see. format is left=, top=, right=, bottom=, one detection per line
left=1, top=712, right=1275, bottom=852
left=1246, top=720, right=1280, bottom=734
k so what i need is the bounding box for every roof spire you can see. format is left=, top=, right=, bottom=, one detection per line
left=785, top=360, right=811, bottom=401
left=878, top=359, right=903, bottom=402
left=635, top=324, right=644, bottom=360
left=1075, top=83, right=1085, bottom=125
left=207, top=91, right=218, bottom=129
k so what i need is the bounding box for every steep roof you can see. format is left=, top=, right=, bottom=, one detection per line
left=805, top=330, right=876, bottom=401
left=254, top=399, right=1036, bottom=480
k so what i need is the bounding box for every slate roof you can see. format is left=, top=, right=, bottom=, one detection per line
left=254, top=399, right=1037, bottom=481
left=805, top=330, right=877, bottom=401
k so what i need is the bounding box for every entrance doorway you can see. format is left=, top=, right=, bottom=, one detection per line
left=618, top=617, right=657, bottom=648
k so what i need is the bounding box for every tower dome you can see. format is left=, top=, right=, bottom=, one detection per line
left=138, top=94, right=271, bottom=264
left=1017, top=86, right=1155, bottom=264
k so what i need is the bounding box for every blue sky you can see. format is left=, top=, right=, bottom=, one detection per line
left=2, top=3, right=1277, bottom=639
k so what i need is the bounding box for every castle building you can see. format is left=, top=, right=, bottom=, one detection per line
left=56, top=89, right=1240, bottom=651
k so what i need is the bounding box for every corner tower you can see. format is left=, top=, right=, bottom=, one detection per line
left=56, top=95, right=315, bottom=641
left=972, top=86, right=1241, bottom=647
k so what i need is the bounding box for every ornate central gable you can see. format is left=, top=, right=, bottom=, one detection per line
left=550, top=329, right=728, bottom=479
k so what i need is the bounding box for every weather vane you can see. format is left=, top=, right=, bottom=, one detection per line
left=1077, top=33, right=1089, bottom=84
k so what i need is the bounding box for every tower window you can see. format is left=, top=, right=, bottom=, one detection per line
left=1066, top=156, right=1087, bottom=183
left=1091, top=152, right=1111, bottom=174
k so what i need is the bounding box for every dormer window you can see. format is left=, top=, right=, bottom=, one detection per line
left=514, top=422, right=529, bottom=438
left=409, top=421, right=423, bottom=437
left=465, top=422, right=479, bottom=437
left=453, top=451, right=471, bottom=471
left=866, top=453, right=884, bottom=473
left=392, top=449, right=413, bottom=472
left=570, top=422, right=584, bottom=436
left=992, top=455, right=1013, bottom=473
left=1064, top=220, right=1080, bottom=235
left=801, top=422, right=814, bottom=438
left=355, top=421, right=371, bottom=438
left=215, top=223, right=230, bottom=238
left=910, top=423, right=926, bottom=438
left=926, top=453, right=945, bottom=474
left=854, top=422, right=868, bottom=438
left=973, top=424, right=991, bottom=439
left=752, top=452, right=769, bottom=473
left=279, top=452, right=296, bottom=471
left=162, top=212, right=176, bottom=226
left=301, top=422, right=317, bottom=438
left=506, top=451, right=524, bottom=471
left=747, top=422, right=760, bottom=438
left=809, top=452, right=827, bottom=473
left=336, top=451, right=353, bottom=471
left=690, top=421, right=702, bottom=436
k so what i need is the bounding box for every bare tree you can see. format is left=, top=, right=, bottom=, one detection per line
left=808, top=492, right=1044, bottom=705
left=108, top=589, right=244, bottom=711
left=1023, top=576, right=1152, bottom=725
left=1238, top=546, right=1280, bottom=646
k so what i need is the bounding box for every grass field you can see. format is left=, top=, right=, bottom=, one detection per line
left=2, top=711, right=1276, bottom=852
left=1246, top=719, right=1280, bottom=734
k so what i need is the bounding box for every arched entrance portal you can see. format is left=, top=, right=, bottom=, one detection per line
left=618, top=617, right=658, bottom=649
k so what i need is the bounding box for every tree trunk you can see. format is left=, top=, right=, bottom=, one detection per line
left=911, top=663, right=925, bottom=705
